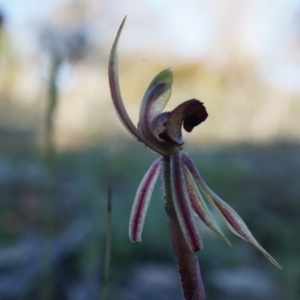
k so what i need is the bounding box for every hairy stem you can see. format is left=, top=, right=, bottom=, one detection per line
left=162, top=156, right=205, bottom=300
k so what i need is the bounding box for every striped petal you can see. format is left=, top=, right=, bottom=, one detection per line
left=170, top=151, right=203, bottom=252
left=183, top=153, right=282, bottom=269
left=184, top=166, right=232, bottom=247
left=129, top=158, right=162, bottom=243
left=140, top=68, right=173, bottom=124
left=138, top=69, right=176, bottom=154
left=108, top=17, right=167, bottom=156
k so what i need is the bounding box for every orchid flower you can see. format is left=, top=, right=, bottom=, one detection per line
left=108, top=17, right=281, bottom=300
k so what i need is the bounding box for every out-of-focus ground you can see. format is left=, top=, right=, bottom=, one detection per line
left=0, top=0, right=299, bottom=299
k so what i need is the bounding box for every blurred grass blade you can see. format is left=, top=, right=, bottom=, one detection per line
left=100, top=162, right=112, bottom=300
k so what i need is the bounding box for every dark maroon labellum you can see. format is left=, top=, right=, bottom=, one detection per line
left=183, top=100, right=208, bottom=132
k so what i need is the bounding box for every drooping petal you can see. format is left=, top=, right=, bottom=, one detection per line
left=170, top=151, right=203, bottom=252
left=129, top=158, right=162, bottom=243
left=108, top=17, right=166, bottom=155
left=183, top=153, right=282, bottom=269
left=184, top=166, right=232, bottom=247
left=154, top=99, right=208, bottom=146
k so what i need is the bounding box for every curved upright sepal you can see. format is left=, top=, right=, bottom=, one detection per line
left=108, top=17, right=167, bottom=155
left=108, top=17, right=139, bottom=139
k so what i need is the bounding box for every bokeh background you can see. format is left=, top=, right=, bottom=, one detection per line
left=0, top=0, right=299, bottom=299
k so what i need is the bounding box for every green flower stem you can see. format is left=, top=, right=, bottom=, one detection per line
left=163, top=156, right=205, bottom=300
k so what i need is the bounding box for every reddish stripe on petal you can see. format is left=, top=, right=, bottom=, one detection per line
left=185, top=176, right=207, bottom=222
left=183, top=152, right=257, bottom=239
left=140, top=83, right=172, bottom=149
left=183, top=153, right=282, bottom=269
left=138, top=69, right=175, bottom=155
left=170, top=152, right=202, bottom=252
left=209, top=196, right=282, bottom=269
left=140, top=69, right=173, bottom=124
left=184, top=166, right=231, bottom=247
left=129, top=158, right=162, bottom=243
left=213, top=201, right=246, bottom=237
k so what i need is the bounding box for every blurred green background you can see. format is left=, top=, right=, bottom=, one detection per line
left=0, top=1, right=299, bottom=299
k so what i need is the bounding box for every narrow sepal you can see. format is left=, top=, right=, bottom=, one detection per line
left=184, top=166, right=232, bottom=247
left=170, top=152, right=203, bottom=252
left=183, top=153, right=282, bottom=269
left=108, top=17, right=141, bottom=140
left=129, top=158, right=162, bottom=243
left=108, top=17, right=166, bottom=155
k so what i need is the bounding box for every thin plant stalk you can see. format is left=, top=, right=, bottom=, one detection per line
left=41, top=54, right=61, bottom=300
left=163, top=156, right=205, bottom=300
left=100, top=162, right=112, bottom=300
left=45, top=55, right=61, bottom=166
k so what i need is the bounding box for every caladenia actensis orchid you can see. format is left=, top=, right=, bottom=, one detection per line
left=108, top=17, right=282, bottom=300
